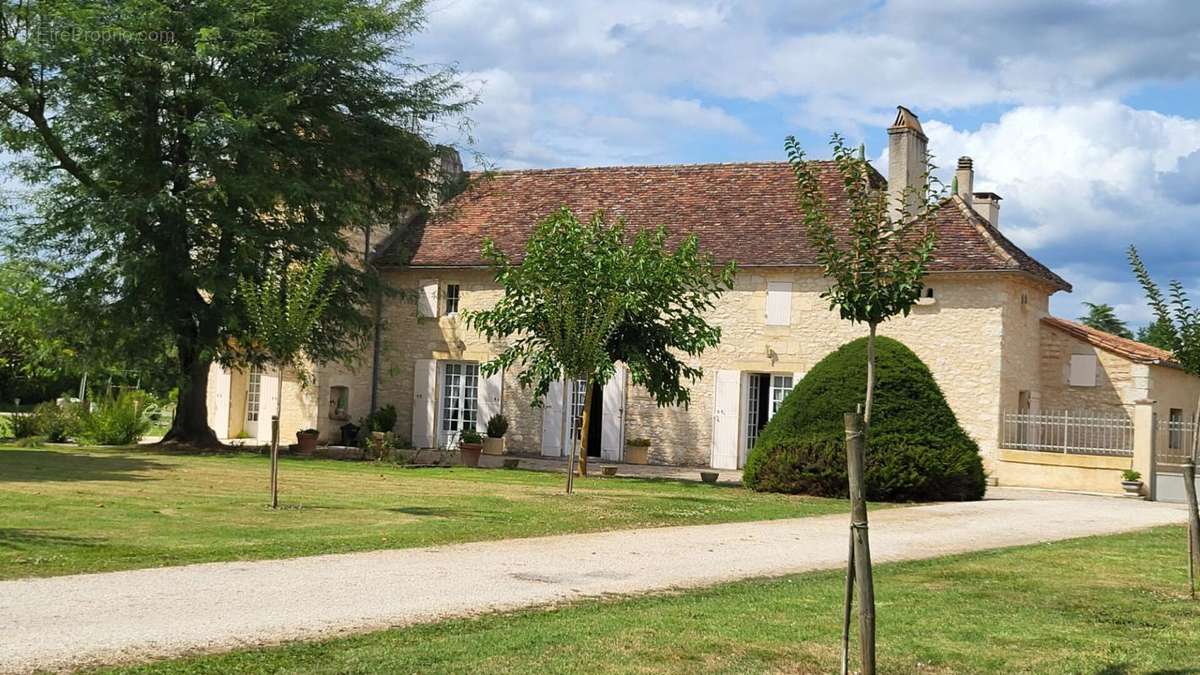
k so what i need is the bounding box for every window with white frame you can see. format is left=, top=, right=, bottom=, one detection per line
left=746, top=373, right=795, bottom=451
left=568, top=378, right=587, bottom=441
left=246, top=365, right=262, bottom=422
left=770, top=375, right=793, bottom=416
left=439, top=362, right=479, bottom=447
left=445, top=283, right=461, bottom=315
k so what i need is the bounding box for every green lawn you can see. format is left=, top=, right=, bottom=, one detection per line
left=0, top=444, right=845, bottom=579
left=101, top=526, right=1200, bottom=675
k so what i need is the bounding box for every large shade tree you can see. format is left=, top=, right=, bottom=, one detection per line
left=466, top=207, right=735, bottom=484
left=0, top=0, right=468, bottom=446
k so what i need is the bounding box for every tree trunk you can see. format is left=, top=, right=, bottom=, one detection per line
left=844, top=411, right=876, bottom=674
left=864, top=323, right=877, bottom=429
left=160, top=347, right=221, bottom=448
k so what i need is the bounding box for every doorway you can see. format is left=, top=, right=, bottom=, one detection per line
left=438, top=362, right=480, bottom=448
left=568, top=379, right=604, bottom=457
left=742, top=372, right=793, bottom=465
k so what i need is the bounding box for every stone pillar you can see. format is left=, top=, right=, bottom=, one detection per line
left=1133, top=399, right=1157, bottom=499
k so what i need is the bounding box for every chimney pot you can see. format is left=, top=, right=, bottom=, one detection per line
left=955, top=156, right=974, bottom=205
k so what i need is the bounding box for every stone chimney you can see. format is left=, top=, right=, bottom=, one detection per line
left=973, top=192, right=1001, bottom=227
left=429, top=144, right=465, bottom=208
left=954, top=157, right=974, bottom=205
left=887, top=105, right=928, bottom=222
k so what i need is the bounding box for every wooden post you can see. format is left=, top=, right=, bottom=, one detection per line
left=844, top=411, right=876, bottom=675
left=840, top=534, right=855, bottom=675
left=579, top=379, right=594, bottom=478
left=270, top=415, right=280, bottom=509
left=1184, top=459, right=1200, bottom=600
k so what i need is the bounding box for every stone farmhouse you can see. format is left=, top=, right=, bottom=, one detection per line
left=205, top=107, right=1200, bottom=499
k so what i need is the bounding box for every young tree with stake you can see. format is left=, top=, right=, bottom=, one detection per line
left=238, top=252, right=336, bottom=508
left=787, top=133, right=941, bottom=675
left=466, top=207, right=734, bottom=490
left=1128, top=246, right=1200, bottom=597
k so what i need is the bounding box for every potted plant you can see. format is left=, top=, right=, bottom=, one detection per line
left=484, top=414, right=508, bottom=455
left=296, top=428, right=320, bottom=455
left=1121, top=469, right=1144, bottom=497
left=624, top=437, right=651, bottom=465
left=459, top=429, right=484, bottom=467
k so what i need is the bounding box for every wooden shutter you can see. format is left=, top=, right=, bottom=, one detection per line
left=540, top=379, right=565, bottom=456
left=1069, top=353, right=1098, bottom=387
left=477, top=367, right=503, bottom=432
left=412, top=359, right=437, bottom=448
left=711, top=369, right=741, bottom=469
left=765, top=282, right=792, bottom=326
left=417, top=279, right=439, bottom=318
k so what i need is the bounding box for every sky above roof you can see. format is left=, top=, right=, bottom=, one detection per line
left=412, top=0, right=1200, bottom=328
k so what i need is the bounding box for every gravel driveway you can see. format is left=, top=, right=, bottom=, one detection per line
left=0, top=488, right=1185, bottom=673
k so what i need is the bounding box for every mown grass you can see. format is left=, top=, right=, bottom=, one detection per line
left=0, top=444, right=845, bottom=579
left=103, top=526, right=1200, bottom=674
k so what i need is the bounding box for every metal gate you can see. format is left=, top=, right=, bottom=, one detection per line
left=1154, top=417, right=1199, bottom=503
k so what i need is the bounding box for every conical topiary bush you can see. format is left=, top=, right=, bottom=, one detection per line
left=743, top=335, right=986, bottom=501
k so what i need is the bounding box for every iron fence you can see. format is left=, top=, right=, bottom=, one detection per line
left=1157, top=418, right=1199, bottom=467
left=1001, top=410, right=1134, bottom=456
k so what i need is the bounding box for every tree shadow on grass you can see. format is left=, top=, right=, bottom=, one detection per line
left=1096, top=664, right=1200, bottom=675
left=0, top=528, right=99, bottom=550
left=0, top=450, right=167, bottom=483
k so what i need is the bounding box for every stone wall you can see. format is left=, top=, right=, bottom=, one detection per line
left=320, top=267, right=1049, bottom=468
left=1037, top=323, right=1137, bottom=413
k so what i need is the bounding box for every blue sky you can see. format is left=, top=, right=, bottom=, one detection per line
left=412, top=0, right=1200, bottom=328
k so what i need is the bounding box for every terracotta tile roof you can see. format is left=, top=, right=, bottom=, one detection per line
left=1042, top=316, right=1179, bottom=368
left=375, top=162, right=1069, bottom=290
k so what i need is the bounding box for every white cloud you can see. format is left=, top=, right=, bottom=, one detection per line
left=921, top=101, right=1200, bottom=249
left=915, top=101, right=1200, bottom=324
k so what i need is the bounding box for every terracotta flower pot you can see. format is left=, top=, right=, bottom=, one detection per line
left=460, top=443, right=483, bottom=467
left=700, top=471, right=719, bottom=484
left=296, top=431, right=319, bottom=455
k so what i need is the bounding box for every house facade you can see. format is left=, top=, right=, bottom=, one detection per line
left=206, top=107, right=1200, bottom=497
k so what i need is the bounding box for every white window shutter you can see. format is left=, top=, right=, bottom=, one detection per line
left=412, top=359, right=437, bottom=447
left=417, top=279, right=439, bottom=318
left=540, top=379, right=565, bottom=456
left=601, top=364, right=627, bottom=460
left=765, top=282, right=792, bottom=326
left=478, top=368, right=503, bottom=432
left=711, top=370, right=741, bottom=469
left=1069, top=353, right=1098, bottom=387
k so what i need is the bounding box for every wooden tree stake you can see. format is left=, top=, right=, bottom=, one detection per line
left=845, top=411, right=876, bottom=675
left=1184, top=458, right=1200, bottom=599
left=270, top=414, right=280, bottom=509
